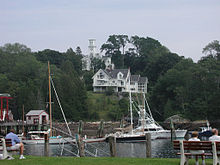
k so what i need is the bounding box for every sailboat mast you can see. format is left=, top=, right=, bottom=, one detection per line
left=128, top=70, right=133, bottom=134
left=48, top=61, right=52, bottom=137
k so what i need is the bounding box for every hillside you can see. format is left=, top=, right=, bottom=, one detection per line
left=86, top=91, right=129, bottom=121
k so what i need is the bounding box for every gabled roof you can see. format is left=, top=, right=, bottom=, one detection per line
left=92, top=69, right=111, bottom=79
left=26, top=110, right=47, bottom=116
left=107, top=69, right=129, bottom=79
left=131, top=75, right=140, bottom=82
left=0, top=93, right=11, bottom=97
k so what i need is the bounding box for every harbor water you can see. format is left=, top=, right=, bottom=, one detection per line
left=23, top=139, right=177, bottom=158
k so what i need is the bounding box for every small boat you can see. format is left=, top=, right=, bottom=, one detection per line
left=198, top=120, right=212, bottom=137
left=109, top=91, right=187, bottom=142
left=22, top=129, right=73, bottom=144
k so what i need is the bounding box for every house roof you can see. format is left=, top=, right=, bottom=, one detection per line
left=138, top=77, right=148, bottom=83
left=107, top=69, right=129, bottom=79
left=26, top=110, right=47, bottom=116
left=131, top=75, right=140, bottom=82
left=0, top=93, right=11, bottom=97
left=92, top=69, right=111, bottom=79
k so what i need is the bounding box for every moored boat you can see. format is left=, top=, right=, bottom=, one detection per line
left=22, top=129, right=73, bottom=144
left=109, top=91, right=187, bottom=142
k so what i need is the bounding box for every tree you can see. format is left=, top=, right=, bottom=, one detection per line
left=0, top=43, right=88, bottom=121
left=75, top=46, right=82, bottom=56
left=202, top=40, right=220, bottom=60
left=0, top=43, right=31, bottom=54
left=82, top=71, right=94, bottom=91
left=91, top=58, right=105, bottom=73
left=64, top=48, right=82, bottom=74
left=101, top=35, right=129, bottom=68
left=34, top=49, right=64, bottom=68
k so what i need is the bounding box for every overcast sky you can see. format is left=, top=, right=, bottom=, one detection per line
left=1, top=0, right=220, bottom=62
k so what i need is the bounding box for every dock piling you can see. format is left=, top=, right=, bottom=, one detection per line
left=76, top=134, right=85, bottom=157
left=44, top=133, right=49, bottom=156
left=145, top=133, right=152, bottom=158
left=108, top=136, right=116, bottom=157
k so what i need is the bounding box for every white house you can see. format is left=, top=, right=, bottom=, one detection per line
left=92, top=69, right=148, bottom=93
left=26, top=110, right=49, bottom=125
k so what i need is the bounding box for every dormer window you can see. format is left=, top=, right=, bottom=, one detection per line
left=118, top=72, right=123, bottom=79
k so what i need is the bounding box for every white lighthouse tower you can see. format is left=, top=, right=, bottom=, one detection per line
left=88, top=39, right=102, bottom=59
left=88, top=39, right=96, bottom=58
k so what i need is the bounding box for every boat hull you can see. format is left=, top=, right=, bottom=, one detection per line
left=22, top=137, right=73, bottom=144
left=114, top=130, right=187, bottom=142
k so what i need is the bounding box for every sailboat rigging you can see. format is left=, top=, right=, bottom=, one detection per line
left=22, top=61, right=73, bottom=144
left=110, top=90, right=187, bottom=142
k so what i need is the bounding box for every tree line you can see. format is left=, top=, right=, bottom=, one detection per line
left=0, top=44, right=87, bottom=121
left=0, top=36, right=220, bottom=122
left=100, top=36, right=220, bottom=121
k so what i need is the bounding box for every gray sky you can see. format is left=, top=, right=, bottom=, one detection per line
left=1, top=0, right=220, bottom=62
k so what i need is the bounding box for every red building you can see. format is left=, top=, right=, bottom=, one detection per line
left=0, top=93, right=13, bottom=121
left=26, top=110, right=49, bottom=125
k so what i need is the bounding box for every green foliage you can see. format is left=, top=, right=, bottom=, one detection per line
left=105, top=87, right=114, bottom=96
left=82, top=71, right=94, bottom=91
left=151, top=52, right=220, bottom=121
left=64, top=48, right=82, bottom=74
left=86, top=92, right=129, bottom=121
left=1, top=38, right=220, bottom=122
left=90, top=58, right=105, bottom=73
left=202, top=40, right=220, bottom=60
left=0, top=43, right=87, bottom=121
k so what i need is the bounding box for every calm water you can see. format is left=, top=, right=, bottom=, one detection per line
left=23, top=139, right=177, bottom=158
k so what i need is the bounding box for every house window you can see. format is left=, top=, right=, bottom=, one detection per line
left=100, top=73, right=104, bottom=79
left=138, top=83, right=146, bottom=92
left=33, top=118, right=39, bottom=124
left=28, top=116, right=31, bottom=120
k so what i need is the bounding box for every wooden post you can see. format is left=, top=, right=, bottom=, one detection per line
left=170, top=119, right=176, bottom=141
left=76, top=134, right=85, bottom=157
left=145, top=133, right=152, bottom=158
left=108, top=136, right=116, bottom=157
left=44, top=133, right=49, bottom=156
left=97, top=120, right=104, bottom=138
left=78, top=120, right=83, bottom=135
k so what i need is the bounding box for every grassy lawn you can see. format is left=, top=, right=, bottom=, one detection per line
left=0, top=156, right=213, bottom=165
left=87, top=91, right=121, bottom=120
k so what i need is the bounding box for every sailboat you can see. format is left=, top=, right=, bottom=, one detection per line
left=22, top=62, right=73, bottom=144
left=111, top=91, right=187, bottom=142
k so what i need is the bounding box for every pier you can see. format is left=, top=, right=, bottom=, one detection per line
left=0, top=122, right=49, bottom=136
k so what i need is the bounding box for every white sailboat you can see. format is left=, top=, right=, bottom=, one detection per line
left=22, top=62, right=74, bottom=144
left=112, top=91, right=187, bottom=142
